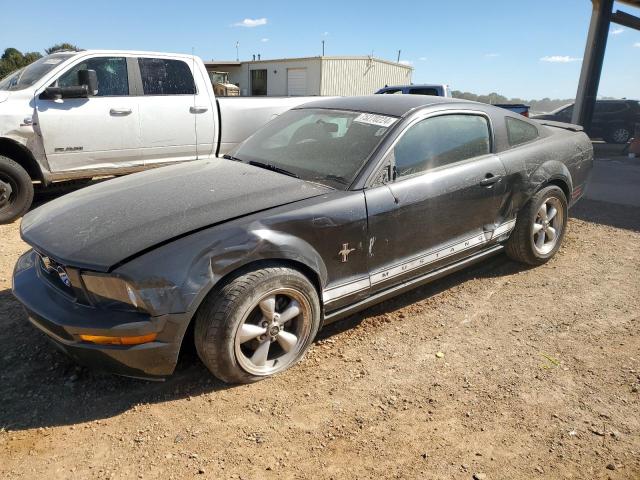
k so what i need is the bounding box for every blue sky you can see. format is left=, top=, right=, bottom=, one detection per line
left=1, top=0, right=638, bottom=99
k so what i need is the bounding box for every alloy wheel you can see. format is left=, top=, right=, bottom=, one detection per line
left=234, top=287, right=312, bottom=376
left=532, top=197, right=564, bottom=255
left=612, top=128, right=630, bottom=144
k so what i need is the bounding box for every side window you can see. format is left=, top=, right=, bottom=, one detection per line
left=138, top=58, right=196, bottom=95
left=506, top=116, right=538, bottom=147
left=408, top=88, right=439, bottom=96
left=393, top=114, right=491, bottom=178
left=379, top=88, right=403, bottom=95
left=57, top=57, right=128, bottom=96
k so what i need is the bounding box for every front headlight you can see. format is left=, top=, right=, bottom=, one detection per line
left=81, top=272, right=145, bottom=312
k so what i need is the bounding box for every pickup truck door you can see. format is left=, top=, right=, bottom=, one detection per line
left=364, top=113, right=509, bottom=294
left=34, top=56, right=142, bottom=173
left=136, top=57, right=212, bottom=165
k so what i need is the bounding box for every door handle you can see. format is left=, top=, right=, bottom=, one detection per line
left=190, top=106, right=208, bottom=114
left=479, top=173, right=503, bottom=186
left=110, top=108, right=132, bottom=116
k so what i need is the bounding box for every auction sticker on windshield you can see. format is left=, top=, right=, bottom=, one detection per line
left=353, top=113, right=397, bottom=128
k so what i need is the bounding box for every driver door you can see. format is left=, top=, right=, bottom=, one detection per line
left=34, top=55, right=142, bottom=173
left=365, top=113, right=509, bottom=293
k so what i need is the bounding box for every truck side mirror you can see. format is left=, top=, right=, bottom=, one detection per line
left=39, top=69, right=98, bottom=100
left=78, top=69, right=98, bottom=96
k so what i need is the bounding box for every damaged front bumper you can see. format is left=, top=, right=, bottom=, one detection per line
left=12, top=250, right=190, bottom=380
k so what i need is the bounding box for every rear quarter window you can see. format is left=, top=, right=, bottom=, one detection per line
left=506, top=116, right=538, bottom=147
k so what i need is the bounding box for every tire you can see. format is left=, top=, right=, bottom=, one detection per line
left=194, top=265, right=321, bottom=384
left=604, top=125, right=631, bottom=144
left=0, top=156, right=34, bottom=224
left=505, top=185, right=568, bottom=266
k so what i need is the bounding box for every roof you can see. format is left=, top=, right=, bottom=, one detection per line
left=295, top=95, right=470, bottom=117
left=204, top=61, right=242, bottom=67
left=243, top=55, right=412, bottom=70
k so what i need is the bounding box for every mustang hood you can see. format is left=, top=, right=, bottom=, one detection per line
left=21, top=159, right=330, bottom=271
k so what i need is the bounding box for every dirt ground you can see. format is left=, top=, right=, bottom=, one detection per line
left=0, top=187, right=639, bottom=479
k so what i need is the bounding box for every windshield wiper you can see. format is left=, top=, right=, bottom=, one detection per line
left=222, top=154, right=242, bottom=161
left=248, top=161, right=299, bottom=178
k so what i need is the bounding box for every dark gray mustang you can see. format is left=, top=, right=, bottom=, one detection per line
left=13, top=96, right=593, bottom=383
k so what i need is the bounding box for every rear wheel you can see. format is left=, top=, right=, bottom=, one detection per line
left=0, top=156, right=34, bottom=224
left=605, top=125, right=631, bottom=144
left=194, top=266, right=320, bottom=384
left=505, top=185, right=568, bottom=265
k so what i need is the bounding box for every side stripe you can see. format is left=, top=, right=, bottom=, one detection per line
left=323, top=219, right=516, bottom=304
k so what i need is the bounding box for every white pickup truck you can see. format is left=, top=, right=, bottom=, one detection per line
left=0, top=50, right=321, bottom=223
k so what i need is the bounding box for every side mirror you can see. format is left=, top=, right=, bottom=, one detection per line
left=39, top=69, right=98, bottom=100
left=78, top=69, right=98, bottom=95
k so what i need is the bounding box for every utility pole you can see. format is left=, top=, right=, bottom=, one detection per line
left=397, top=49, right=401, bottom=62
left=322, top=40, right=325, bottom=56
left=235, top=41, right=239, bottom=62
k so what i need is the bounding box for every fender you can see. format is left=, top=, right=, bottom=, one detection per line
left=529, top=159, right=573, bottom=201
left=115, top=221, right=329, bottom=318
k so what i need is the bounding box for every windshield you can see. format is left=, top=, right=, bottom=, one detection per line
left=0, top=53, right=75, bottom=91
left=232, top=108, right=398, bottom=189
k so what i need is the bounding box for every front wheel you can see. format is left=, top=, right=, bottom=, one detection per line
left=194, top=265, right=321, bottom=384
left=505, top=185, right=568, bottom=265
left=0, top=156, right=34, bottom=224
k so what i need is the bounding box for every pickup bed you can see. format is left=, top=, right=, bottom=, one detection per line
left=0, top=50, right=321, bottom=223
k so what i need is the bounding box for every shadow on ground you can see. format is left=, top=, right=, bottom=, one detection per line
left=570, top=198, right=640, bottom=232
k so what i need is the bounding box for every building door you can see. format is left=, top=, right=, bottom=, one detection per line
left=287, top=68, right=307, bottom=96
left=251, top=69, right=267, bottom=96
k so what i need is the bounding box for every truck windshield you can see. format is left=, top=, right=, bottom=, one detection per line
left=0, top=53, right=75, bottom=91
left=232, top=108, right=398, bottom=189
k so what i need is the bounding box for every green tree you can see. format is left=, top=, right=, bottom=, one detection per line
left=0, top=48, right=42, bottom=78
left=45, top=43, right=79, bottom=54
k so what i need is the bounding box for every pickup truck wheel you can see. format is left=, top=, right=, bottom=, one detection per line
left=194, top=266, right=320, bottom=384
left=605, top=126, right=631, bottom=144
left=0, top=156, right=34, bottom=224
left=505, top=185, right=568, bottom=265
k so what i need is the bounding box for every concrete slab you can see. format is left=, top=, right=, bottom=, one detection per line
left=585, top=153, right=640, bottom=207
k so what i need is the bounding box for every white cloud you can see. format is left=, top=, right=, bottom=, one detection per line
left=634, top=42, right=640, bottom=48
left=232, top=17, right=267, bottom=28
left=399, top=60, right=413, bottom=66
left=322, top=31, right=329, bottom=36
left=260, top=38, right=269, bottom=42
left=418, top=57, right=428, bottom=61
left=610, top=27, right=624, bottom=35
left=484, top=53, right=500, bottom=58
left=540, top=55, right=582, bottom=63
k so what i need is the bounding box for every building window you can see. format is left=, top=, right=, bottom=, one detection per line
left=251, top=69, right=267, bottom=96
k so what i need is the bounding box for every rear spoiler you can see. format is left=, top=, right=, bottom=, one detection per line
left=534, top=119, right=584, bottom=132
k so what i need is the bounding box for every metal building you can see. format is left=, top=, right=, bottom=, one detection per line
left=205, top=56, right=412, bottom=97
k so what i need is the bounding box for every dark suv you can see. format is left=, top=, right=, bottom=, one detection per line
left=533, top=99, right=640, bottom=144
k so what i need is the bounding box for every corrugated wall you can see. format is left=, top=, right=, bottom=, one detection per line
left=320, top=58, right=412, bottom=96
